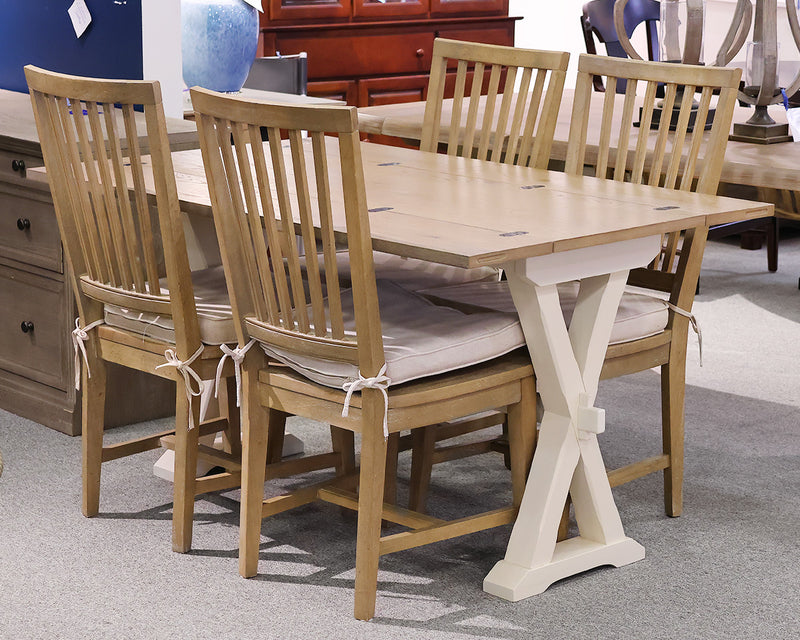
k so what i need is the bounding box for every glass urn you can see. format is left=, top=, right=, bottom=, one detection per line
left=181, top=0, right=259, bottom=93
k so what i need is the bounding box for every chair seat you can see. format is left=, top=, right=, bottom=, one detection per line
left=302, top=251, right=500, bottom=292
left=104, top=265, right=235, bottom=345
left=255, top=280, right=526, bottom=389
left=418, top=280, right=669, bottom=345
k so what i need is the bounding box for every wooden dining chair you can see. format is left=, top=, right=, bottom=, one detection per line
left=421, top=38, right=569, bottom=169
left=417, top=55, right=742, bottom=520
left=581, top=0, right=660, bottom=93
left=390, top=39, right=568, bottom=510
left=25, top=66, right=338, bottom=554
left=24, top=65, right=241, bottom=552
left=190, top=87, right=536, bottom=620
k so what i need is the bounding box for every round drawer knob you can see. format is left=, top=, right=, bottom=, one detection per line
left=16, top=218, right=31, bottom=231
left=20, top=321, right=34, bottom=334
left=416, top=48, right=425, bottom=58
left=11, top=159, right=26, bottom=173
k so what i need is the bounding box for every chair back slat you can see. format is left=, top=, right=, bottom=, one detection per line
left=447, top=59, right=469, bottom=155
left=228, top=120, right=275, bottom=323
left=289, top=128, right=329, bottom=335
left=680, top=87, right=713, bottom=191
left=311, top=131, right=346, bottom=339
left=478, top=63, right=503, bottom=161
left=596, top=79, right=617, bottom=177
left=421, top=38, right=568, bottom=169
left=613, top=81, right=637, bottom=181
left=648, top=82, right=676, bottom=187
left=121, top=103, right=162, bottom=291
left=192, top=89, right=383, bottom=372
left=489, top=64, right=516, bottom=163
left=64, top=98, right=113, bottom=282
left=508, top=66, right=535, bottom=165
left=461, top=61, right=484, bottom=158
left=565, top=54, right=741, bottom=301
left=630, top=79, right=658, bottom=183
left=25, top=65, right=201, bottom=355
left=266, top=124, right=312, bottom=333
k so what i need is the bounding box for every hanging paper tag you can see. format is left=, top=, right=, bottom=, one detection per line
left=782, top=89, right=800, bottom=142
left=241, top=0, right=264, bottom=11
left=68, top=0, right=92, bottom=38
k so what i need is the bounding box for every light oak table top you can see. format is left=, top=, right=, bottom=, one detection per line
left=358, top=89, right=800, bottom=192
left=163, top=139, right=770, bottom=267
left=0, top=88, right=199, bottom=158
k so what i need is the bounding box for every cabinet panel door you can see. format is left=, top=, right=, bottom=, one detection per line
left=431, top=0, right=508, bottom=15
left=275, top=31, right=435, bottom=79
left=267, top=0, right=350, bottom=21
left=353, top=0, right=428, bottom=19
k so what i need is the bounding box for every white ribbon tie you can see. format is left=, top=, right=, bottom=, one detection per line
left=214, top=339, right=257, bottom=407
left=663, top=301, right=703, bottom=366
left=71, top=318, right=105, bottom=390
left=341, top=364, right=391, bottom=439
left=155, top=345, right=207, bottom=429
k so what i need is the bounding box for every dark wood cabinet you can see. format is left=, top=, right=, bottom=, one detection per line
left=260, top=0, right=520, bottom=107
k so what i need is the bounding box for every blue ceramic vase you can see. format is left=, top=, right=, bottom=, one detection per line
left=181, top=0, right=259, bottom=93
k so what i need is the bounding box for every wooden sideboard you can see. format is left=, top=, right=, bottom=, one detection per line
left=0, top=89, right=198, bottom=435
left=259, top=0, right=521, bottom=107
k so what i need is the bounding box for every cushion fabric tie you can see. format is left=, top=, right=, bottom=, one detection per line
left=662, top=301, right=703, bottom=366
left=341, top=364, right=391, bottom=439
left=71, top=318, right=105, bottom=390
left=155, top=345, right=207, bottom=429
left=214, top=339, right=257, bottom=407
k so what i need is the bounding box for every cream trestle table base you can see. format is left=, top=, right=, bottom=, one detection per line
left=153, top=140, right=769, bottom=601
left=485, top=236, right=658, bottom=600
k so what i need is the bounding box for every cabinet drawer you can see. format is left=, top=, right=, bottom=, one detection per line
left=307, top=79, right=359, bottom=106
left=0, top=149, right=42, bottom=181
left=0, top=265, right=70, bottom=391
left=275, top=30, right=435, bottom=80
left=0, top=188, right=63, bottom=272
left=435, top=26, right=514, bottom=48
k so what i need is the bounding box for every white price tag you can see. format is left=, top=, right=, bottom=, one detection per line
left=68, top=0, right=92, bottom=38
left=241, top=0, right=264, bottom=11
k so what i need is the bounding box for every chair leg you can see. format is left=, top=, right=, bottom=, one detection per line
left=384, top=432, right=400, bottom=506
left=331, top=426, right=356, bottom=478
left=408, top=426, right=436, bottom=513
left=353, top=400, right=388, bottom=621
left=239, top=362, right=271, bottom=578
left=506, top=376, right=538, bottom=509
left=221, top=376, right=242, bottom=465
left=172, top=386, right=201, bottom=553
left=81, top=347, right=107, bottom=518
left=662, top=355, right=686, bottom=517
left=266, top=408, right=286, bottom=464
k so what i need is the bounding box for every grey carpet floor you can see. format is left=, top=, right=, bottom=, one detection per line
left=1, top=232, right=799, bottom=640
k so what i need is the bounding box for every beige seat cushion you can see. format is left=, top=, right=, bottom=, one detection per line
left=258, top=280, right=526, bottom=389
left=104, top=265, right=235, bottom=345
left=418, top=280, right=669, bottom=346
left=301, top=251, right=500, bottom=292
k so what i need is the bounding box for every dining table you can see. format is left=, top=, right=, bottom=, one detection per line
left=158, top=137, right=772, bottom=602
left=357, top=89, right=800, bottom=196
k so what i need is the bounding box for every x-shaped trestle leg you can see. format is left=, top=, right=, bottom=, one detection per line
left=484, top=236, right=660, bottom=601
